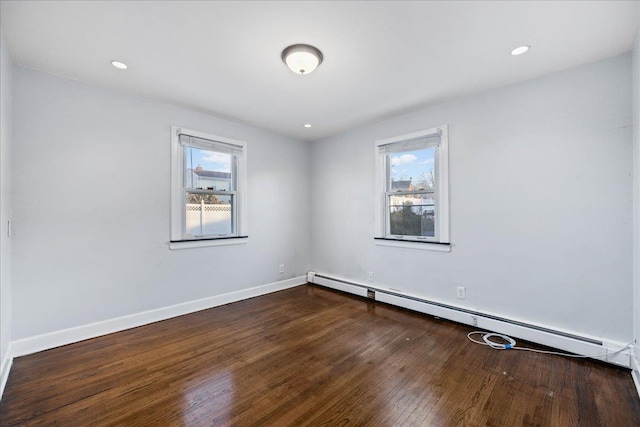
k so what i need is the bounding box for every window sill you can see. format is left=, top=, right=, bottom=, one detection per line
left=169, top=236, right=248, bottom=250
left=374, top=237, right=451, bottom=252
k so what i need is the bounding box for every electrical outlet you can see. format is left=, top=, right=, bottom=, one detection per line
left=367, top=289, right=375, bottom=299
left=456, top=286, right=466, bottom=299
left=368, top=272, right=374, bottom=282
left=279, top=264, right=284, bottom=274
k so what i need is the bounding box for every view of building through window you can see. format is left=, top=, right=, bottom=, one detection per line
left=184, top=146, right=234, bottom=236
left=185, top=146, right=232, bottom=190
left=388, top=147, right=436, bottom=237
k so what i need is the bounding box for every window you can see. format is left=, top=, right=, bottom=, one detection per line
left=171, top=126, right=247, bottom=248
left=375, top=125, right=449, bottom=249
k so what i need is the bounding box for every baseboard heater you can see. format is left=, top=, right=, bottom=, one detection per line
left=307, top=272, right=633, bottom=368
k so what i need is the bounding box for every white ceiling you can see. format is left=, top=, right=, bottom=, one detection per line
left=1, top=1, right=639, bottom=142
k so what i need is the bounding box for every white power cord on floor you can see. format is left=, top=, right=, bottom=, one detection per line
left=467, top=331, right=633, bottom=359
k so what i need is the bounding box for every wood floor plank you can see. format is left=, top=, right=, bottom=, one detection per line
left=1, top=284, right=639, bottom=426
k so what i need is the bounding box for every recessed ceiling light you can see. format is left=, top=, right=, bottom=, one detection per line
left=304, top=124, right=312, bottom=128
left=511, top=45, right=530, bottom=56
left=111, top=60, right=128, bottom=70
left=282, top=44, right=323, bottom=75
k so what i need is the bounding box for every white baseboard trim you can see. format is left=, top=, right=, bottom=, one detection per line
left=1, top=343, right=13, bottom=401
left=309, top=271, right=633, bottom=368
left=632, top=355, right=640, bottom=398
left=12, top=276, right=306, bottom=358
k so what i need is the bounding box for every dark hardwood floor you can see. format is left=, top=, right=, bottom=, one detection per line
left=1, top=284, right=639, bottom=426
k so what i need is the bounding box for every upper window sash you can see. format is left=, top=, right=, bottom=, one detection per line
left=183, top=147, right=237, bottom=192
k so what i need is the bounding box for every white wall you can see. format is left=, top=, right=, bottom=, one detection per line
left=11, top=66, right=311, bottom=340
left=0, top=31, right=13, bottom=392
left=633, top=29, right=640, bottom=378
left=311, top=54, right=633, bottom=343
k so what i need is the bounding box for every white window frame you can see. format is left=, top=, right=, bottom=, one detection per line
left=170, top=126, right=247, bottom=250
left=374, top=125, right=450, bottom=252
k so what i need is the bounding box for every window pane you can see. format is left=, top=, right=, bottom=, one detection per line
left=185, top=193, right=233, bottom=236
left=185, top=146, right=233, bottom=191
left=389, top=194, right=435, bottom=237
left=388, top=147, right=435, bottom=191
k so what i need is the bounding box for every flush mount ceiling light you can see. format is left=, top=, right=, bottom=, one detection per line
left=304, top=123, right=312, bottom=128
left=511, top=45, right=530, bottom=56
left=111, top=60, right=128, bottom=70
left=281, top=44, right=323, bottom=75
